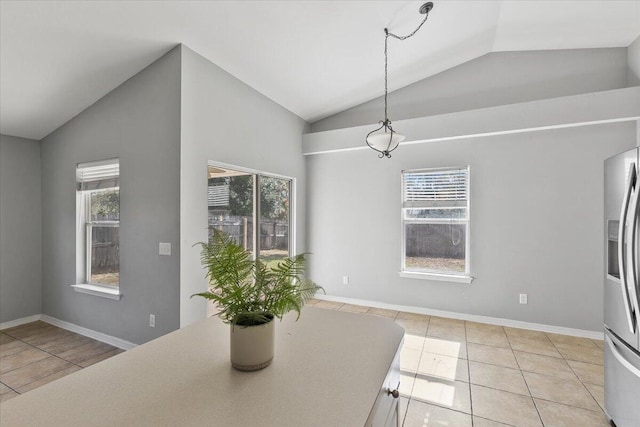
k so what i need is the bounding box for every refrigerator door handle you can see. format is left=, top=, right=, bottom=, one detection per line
left=605, top=334, right=640, bottom=379
left=618, top=164, right=636, bottom=334
left=627, top=174, right=640, bottom=322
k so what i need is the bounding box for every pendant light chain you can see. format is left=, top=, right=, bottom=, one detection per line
left=387, top=10, right=431, bottom=41
left=384, top=30, right=389, bottom=123
left=383, top=8, right=432, bottom=123
left=366, top=2, right=434, bottom=159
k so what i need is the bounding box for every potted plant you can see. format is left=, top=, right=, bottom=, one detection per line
left=193, top=229, right=323, bottom=371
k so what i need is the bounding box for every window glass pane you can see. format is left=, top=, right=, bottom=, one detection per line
left=405, top=208, right=467, bottom=220
left=90, top=189, right=119, bottom=221
left=259, top=176, right=290, bottom=265
left=208, top=174, right=254, bottom=253
left=90, top=225, right=119, bottom=286
left=405, top=223, right=466, bottom=274
left=207, top=165, right=293, bottom=267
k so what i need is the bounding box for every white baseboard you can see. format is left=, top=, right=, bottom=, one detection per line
left=314, top=294, right=604, bottom=340
left=40, top=315, right=137, bottom=350
left=0, top=314, right=42, bottom=330
left=1, top=314, right=137, bottom=350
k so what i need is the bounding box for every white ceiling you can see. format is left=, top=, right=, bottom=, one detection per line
left=1, top=1, right=639, bottom=141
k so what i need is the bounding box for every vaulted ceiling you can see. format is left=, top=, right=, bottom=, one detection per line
left=1, top=1, right=639, bottom=140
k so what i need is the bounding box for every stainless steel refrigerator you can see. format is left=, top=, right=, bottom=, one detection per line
left=605, top=147, right=640, bottom=427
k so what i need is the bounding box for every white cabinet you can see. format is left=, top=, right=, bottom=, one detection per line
left=367, top=344, right=402, bottom=427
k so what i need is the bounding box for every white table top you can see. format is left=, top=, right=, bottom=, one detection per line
left=1, top=307, right=404, bottom=427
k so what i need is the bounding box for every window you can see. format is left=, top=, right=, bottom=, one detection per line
left=207, top=164, right=292, bottom=265
left=401, top=167, right=470, bottom=281
left=76, top=159, right=120, bottom=290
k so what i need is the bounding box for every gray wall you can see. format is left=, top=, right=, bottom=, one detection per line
left=310, top=48, right=628, bottom=133
left=306, top=122, right=636, bottom=332
left=179, top=46, right=309, bottom=327
left=40, top=47, right=181, bottom=344
left=0, top=135, right=42, bottom=323
left=629, top=35, right=640, bottom=86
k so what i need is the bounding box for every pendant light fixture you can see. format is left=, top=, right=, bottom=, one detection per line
left=366, top=2, right=434, bottom=158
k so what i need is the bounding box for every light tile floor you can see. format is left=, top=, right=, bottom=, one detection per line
left=307, top=299, right=608, bottom=427
left=0, top=321, right=123, bottom=402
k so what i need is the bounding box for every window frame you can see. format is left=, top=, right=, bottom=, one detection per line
left=73, top=159, right=122, bottom=299
left=207, top=161, right=296, bottom=259
left=400, top=166, right=472, bottom=283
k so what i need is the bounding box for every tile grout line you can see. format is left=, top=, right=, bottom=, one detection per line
left=1, top=328, right=86, bottom=393
left=517, top=332, right=605, bottom=417
left=473, top=415, right=518, bottom=427
left=1, top=322, right=119, bottom=395
left=3, top=329, right=86, bottom=370
left=400, top=320, right=415, bottom=427
left=408, top=399, right=474, bottom=419
left=506, top=328, right=546, bottom=427
left=463, top=325, right=568, bottom=425
left=582, top=383, right=606, bottom=413
left=544, top=332, right=604, bottom=415
left=402, top=313, right=428, bottom=427
left=2, top=327, right=66, bottom=373
left=533, top=396, right=607, bottom=415
left=463, top=321, right=474, bottom=427
left=0, top=380, right=19, bottom=395
left=552, top=340, right=605, bottom=415
left=2, top=330, right=55, bottom=393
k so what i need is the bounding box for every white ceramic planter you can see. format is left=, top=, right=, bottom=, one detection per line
left=230, top=317, right=275, bottom=371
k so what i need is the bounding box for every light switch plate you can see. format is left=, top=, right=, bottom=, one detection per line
left=159, top=242, right=171, bottom=256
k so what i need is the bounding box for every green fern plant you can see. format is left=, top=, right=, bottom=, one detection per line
left=192, top=229, right=323, bottom=327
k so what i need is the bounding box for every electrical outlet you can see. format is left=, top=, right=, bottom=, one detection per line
left=519, top=294, right=528, bottom=305
left=342, top=276, right=349, bottom=285
left=149, top=314, right=155, bottom=327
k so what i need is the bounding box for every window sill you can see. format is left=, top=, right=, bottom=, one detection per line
left=399, top=271, right=473, bottom=284
left=71, top=284, right=122, bottom=300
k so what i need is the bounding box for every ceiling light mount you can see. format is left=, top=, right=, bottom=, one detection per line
left=420, top=2, right=434, bottom=15
left=366, top=2, right=434, bottom=158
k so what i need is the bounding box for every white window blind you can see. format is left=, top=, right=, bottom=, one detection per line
left=208, top=184, right=230, bottom=207
left=77, top=159, right=119, bottom=191
left=403, top=168, right=468, bottom=208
